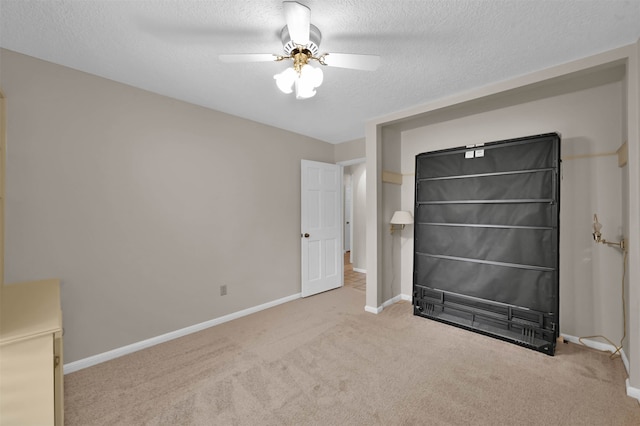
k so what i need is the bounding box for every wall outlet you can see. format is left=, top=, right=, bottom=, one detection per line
left=220, top=285, right=227, bottom=296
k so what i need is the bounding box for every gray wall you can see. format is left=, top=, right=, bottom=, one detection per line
left=0, top=49, right=335, bottom=362
left=334, top=138, right=365, bottom=163
left=350, top=162, right=367, bottom=272
left=380, top=127, right=402, bottom=304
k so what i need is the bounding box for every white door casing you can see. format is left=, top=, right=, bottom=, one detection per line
left=344, top=177, right=352, bottom=252
left=301, top=160, right=343, bottom=297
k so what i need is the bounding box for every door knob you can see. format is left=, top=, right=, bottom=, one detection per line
left=304, top=233, right=310, bottom=238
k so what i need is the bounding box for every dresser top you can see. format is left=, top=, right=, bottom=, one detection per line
left=1, top=279, right=61, bottom=345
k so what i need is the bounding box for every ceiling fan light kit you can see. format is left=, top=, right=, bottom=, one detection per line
left=219, top=1, right=380, bottom=100
left=274, top=63, right=323, bottom=99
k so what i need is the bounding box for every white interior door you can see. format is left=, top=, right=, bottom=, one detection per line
left=301, top=160, right=343, bottom=297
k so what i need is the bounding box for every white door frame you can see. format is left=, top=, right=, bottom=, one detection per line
left=338, top=158, right=365, bottom=267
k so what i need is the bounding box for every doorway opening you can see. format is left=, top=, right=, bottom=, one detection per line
left=340, top=158, right=366, bottom=289
left=344, top=251, right=366, bottom=291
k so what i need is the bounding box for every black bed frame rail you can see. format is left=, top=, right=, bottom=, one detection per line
left=413, top=285, right=557, bottom=355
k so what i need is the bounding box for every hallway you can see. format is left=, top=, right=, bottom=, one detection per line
left=343, top=251, right=365, bottom=292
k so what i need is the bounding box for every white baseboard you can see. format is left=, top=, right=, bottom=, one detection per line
left=64, top=292, right=301, bottom=374
left=626, top=379, right=640, bottom=400
left=382, top=294, right=403, bottom=308
left=364, top=305, right=382, bottom=314
left=353, top=267, right=367, bottom=274
left=561, top=334, right=617, bottom=353
left=621, top=346, right=630, bottom=374
left=561, top=333, right=640, bottom=402
left=364, top=293, right=412, bottom=315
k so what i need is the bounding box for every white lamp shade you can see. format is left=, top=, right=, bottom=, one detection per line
left=274, top=67, right=296, bottom=94
left=295, top=64, right=323, bottom=99
left=390, top=210, right=413, bottom=225
left=275, top=64, right=323, bottom=99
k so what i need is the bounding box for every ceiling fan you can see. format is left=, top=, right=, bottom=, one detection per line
left=219, top=1, right=381, bottom=99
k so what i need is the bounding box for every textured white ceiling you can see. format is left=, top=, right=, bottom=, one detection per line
left=1, top=0, right=639, bottom=143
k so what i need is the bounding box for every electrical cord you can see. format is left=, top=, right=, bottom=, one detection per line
left=578, top=248, right=628, bottom=361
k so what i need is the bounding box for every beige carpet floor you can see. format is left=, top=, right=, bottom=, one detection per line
left=65, top=285, right=640, bottom=425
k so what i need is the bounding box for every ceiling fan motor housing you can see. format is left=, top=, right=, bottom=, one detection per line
left=280, top=24, right=322, bottom=56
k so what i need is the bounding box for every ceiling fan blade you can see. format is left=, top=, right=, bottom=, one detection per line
left=219, top=54, right=280, bottom=63
left=320, top=53, right=381, bottom=71
left=283, top=1, right=310, bottom=46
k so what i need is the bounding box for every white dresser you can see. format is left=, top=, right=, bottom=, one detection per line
left=1, top=279, right=63, bottom=426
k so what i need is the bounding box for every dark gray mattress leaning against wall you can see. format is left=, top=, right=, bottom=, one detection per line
left=413, top=133, right=561, bottom=355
